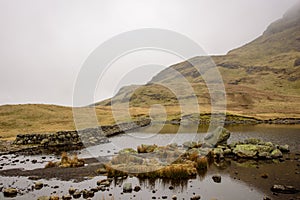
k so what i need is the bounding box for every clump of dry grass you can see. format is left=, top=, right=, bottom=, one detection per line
left=194, top=156, right=208, bottom=170
left=45, top=152, right=85, bottom=168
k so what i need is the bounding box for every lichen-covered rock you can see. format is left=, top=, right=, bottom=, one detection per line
left=233, top=144, right=258, bottom=158
left=271, top=149, right=283, bottom=158
left=279, top=144, right=290, bottom=152
left=204, top=126, right=231, bottom=147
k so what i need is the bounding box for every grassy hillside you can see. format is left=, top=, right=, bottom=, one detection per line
left=99, top=2, right=300, bottom=119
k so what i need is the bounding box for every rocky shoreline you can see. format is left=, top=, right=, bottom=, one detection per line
left=168, top=114, right=300, bottom=125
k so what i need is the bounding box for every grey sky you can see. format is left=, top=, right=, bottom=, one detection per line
left=0, top=0, right=298, bottom=106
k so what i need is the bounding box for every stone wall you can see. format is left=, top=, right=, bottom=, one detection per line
left=13, top=119, right=151, bottom=147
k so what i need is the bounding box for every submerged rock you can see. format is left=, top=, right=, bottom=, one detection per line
left=204, top=126, right=231, bottom=147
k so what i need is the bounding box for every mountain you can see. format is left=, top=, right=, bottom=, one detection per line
left=98, top=2, right=300, bottom=120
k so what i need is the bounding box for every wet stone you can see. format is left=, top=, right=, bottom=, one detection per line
left=212, top=175, right=222, bottom=183
left=3, top=188, right=18, bottom=197
left=133, top=185, right=141, bottom=192
left=73, top=191, right=81, bottom=198
left=34, top=181, right=44, bottom=190
left=271, top=184, right=299, bottom=194
left=190, top=195, right=201, bottom=200
left=69, top=187, right=76, bottom=195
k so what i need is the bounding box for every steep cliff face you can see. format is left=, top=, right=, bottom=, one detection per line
left=97, top=3, right=300, bottom=119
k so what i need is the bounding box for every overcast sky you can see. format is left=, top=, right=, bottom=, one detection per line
left=0, top=0, right=298, bottom=106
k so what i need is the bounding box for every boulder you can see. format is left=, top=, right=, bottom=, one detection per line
left=123, top=183, right=133, bottom=193
left=233, top=144, right=258, bottom=158
left=204, top=126, right=231, bottom=147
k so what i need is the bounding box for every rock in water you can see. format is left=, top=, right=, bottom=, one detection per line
left=133, top=185, right=141, bottom=192
left=3, top=188, right=18, bottom=197
left=212, top=175, right=222, bottom=183
left=123, top=183, right=133, bottom=193
left=204, top=126, right=231, bottom=147
left=271, top=185, right=299, bottom=194
left=34, top=182, right=44, bottom=190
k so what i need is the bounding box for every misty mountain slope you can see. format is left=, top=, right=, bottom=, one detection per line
left=98, top=3, right=300, bottom=119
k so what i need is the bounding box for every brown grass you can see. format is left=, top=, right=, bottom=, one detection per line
left=45, top=152, right=85, bottom=168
